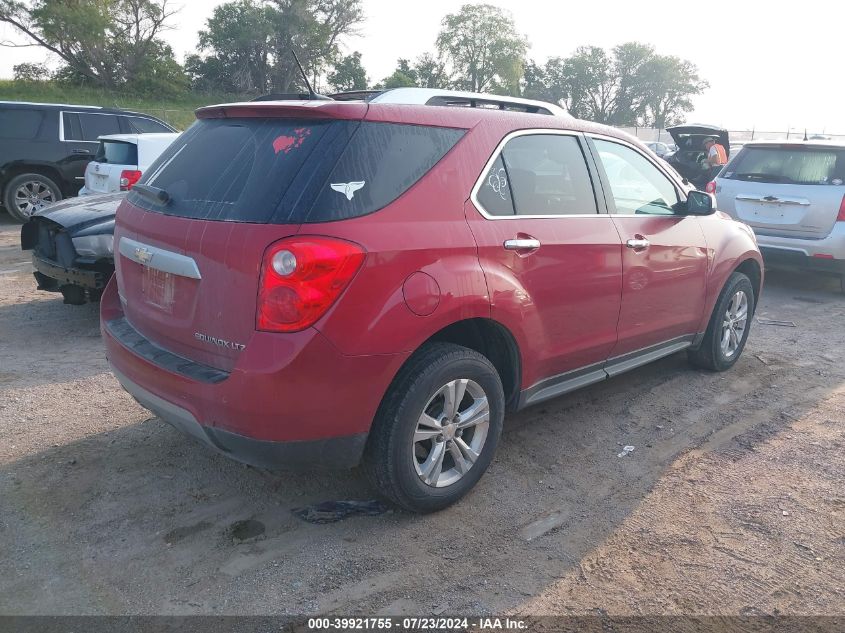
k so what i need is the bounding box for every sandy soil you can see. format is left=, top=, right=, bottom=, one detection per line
left=1, top=213, right=843, bottom=616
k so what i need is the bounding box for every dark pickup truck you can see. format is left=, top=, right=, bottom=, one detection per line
left=0, top=101, right=175, bottom=222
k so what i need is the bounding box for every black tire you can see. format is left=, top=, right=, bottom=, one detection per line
left=3, top=172, right=63, bottom=223
left=688, top=271, right=755, bottom=371
left=363, top=342, right=505, bottom=513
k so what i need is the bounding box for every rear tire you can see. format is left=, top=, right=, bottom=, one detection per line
left=363, top=342, right=504, bottom=513
left=3, top=173, right=63, bottom=223
left=688, top=272, right=755, bottom=371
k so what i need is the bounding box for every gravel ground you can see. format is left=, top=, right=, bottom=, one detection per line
left=0, top=213, right=843, bottom=616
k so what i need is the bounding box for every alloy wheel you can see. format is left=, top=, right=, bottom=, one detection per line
left=720, top=290, right=748, bottom=358
left=413, top=379, right=490, bottom=488
left=14, top=180, right=56, bottom=217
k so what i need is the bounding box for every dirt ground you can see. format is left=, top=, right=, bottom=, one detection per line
left=1, top=212, right=843, bottom=616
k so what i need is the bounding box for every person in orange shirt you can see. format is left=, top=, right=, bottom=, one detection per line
left=703, top=136, right=728, bottom=184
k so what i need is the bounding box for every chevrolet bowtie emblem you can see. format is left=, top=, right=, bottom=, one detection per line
left=134, top=247, right=153, bottom=264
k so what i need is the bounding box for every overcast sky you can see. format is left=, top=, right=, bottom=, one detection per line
left=2, top=0, right=843, bottom=132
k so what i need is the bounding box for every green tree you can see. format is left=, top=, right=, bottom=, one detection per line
left=640, top=55, right=708, bottom=127
left=327, top=50, right=367, bottom=91
left=0, top=0, right=186, bottom=93
left=377, top=55, right=447, bottom=90
left=12, top=61, right=49, bottom=81
left=186, top=0, right=274, bottom=93
left=435, top=3, right=528, bottom=95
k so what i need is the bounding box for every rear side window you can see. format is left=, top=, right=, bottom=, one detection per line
left=306, top=123, right=465, bottom=222
left=126, top=116, right=172, bottom=133
left=0, top=108, right=44, bottom=139
left=94, top=140, right=138, bottom=166
left=475, top=133, right=597, bottom=216
left=724, top=146, right=845, bottom=185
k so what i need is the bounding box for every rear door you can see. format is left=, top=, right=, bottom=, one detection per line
left=588, top=136, right=708, bottom=357
left=465, top=131, right=623, bottom=390
left=113, top=114, right=362, bottom=371
left=717, top=144, right=845, bottom=238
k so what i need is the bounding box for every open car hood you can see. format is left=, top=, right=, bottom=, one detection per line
left=32, top=192, right=124, bottom=234
left=666, top=124, right=730, bottom=155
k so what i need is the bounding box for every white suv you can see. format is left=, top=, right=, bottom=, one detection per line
left=713, top=140, right=845, bottom=292
left=79, top=133, right=179, bottom=196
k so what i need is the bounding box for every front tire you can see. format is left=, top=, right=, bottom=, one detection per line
left=363, top=343, right=505, bottom=513
left=3, top=173, right=63, bottom=222
left=688, top=272, right=755, bottom=371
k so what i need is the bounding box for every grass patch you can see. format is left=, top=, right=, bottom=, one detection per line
left=0, top=81, right=247, bottom=129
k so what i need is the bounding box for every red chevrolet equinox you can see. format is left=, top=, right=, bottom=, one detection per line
left=101, top=89, right=763, bottom=512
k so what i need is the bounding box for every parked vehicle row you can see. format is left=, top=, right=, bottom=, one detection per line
left=94, top=88, right=762, bottom=512
left=0, top=101, right=175, bottom=222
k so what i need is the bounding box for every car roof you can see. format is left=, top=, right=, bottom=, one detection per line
left=741, top=139, right=845, bottom=150
left=0, top=100, right=171, bottom=121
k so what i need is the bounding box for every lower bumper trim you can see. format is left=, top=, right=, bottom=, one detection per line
left=32, top=253, right=108, bottom=289
left=111, top=366, right=367, bottom=470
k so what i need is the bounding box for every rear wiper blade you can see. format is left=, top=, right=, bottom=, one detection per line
left=132, top=184, right=171, bottom=206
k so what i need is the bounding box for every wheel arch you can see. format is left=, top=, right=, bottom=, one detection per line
left=734, top=257, right=762, bottom=307
left=1, top=163, right=66, bottom=198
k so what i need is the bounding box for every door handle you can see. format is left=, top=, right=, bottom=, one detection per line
left=503, top=238, right=541, bottom=251
left=72, top=149, right=90, bottom=155
left=626, top=238, right=650, bottom=250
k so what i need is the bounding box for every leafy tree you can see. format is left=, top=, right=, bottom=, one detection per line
left=523, top=42, right=707, bottom=126
left=0, top=0, right=185, bottom=93
left=12, top=61, right=49, bottom=81
left=327, top=50, right=367, bottom=91
left=186, top=0, right=274, bottom=93
left=377, top=55, right=447, bottom=90
left=435, top=3, right=528, bottom=95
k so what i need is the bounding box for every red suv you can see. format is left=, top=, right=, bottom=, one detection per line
left=101, top=90, right=763, bottom=512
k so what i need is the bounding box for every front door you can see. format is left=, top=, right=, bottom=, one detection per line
left=465, top=131, right=624, bottom=394
left=588, top=137, right=709, bottom=358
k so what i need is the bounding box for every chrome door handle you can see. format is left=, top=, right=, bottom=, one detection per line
left=72, top=149, right=91, bottom=155
left=503, top=238, right=541, bottom=251
left=626, top=238, right=650, bottom=250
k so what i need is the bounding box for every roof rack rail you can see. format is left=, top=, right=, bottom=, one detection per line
left=328, top=90, right=384, bottom=102
left=369, top=88, right=569, bottom=117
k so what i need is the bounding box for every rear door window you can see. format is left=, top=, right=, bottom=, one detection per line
left=95, top=140, right=138, bottom=165
left=476, top=155, right=515, bottom=216
left=0, top=108, right=44, bottom=139
left=724, top=146, right=845, bottom=185
left=78, top=113, right=121, bottom=141
left=306, top=122, right=465, bottom=222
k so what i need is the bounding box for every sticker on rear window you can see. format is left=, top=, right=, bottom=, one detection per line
left=273, top=127, right=311, bottom=154
left=330, top=181, right=366, bottom=200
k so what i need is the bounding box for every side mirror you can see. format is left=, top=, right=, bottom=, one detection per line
left=685, top=190, right=715, bottom=216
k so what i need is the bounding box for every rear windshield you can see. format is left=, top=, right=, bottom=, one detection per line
left=95, top=140, right=138, bottom=166
left=723, top=146, right=845, bottom=185
left=129, top=117, right=465, bottom=223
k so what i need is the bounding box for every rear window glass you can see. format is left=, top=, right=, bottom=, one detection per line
left=306, top=122, right=465, bottom=222
left=724, top=146, right=845, bottom=185
left=78, top=113, right=121, bottom=141
left=95, top=140, right=138, bottom=165
left=0, top=108, right=43, bottom=140
left=130, top=118, right=465, bottom=223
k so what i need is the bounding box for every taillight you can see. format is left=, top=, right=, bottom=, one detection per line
left=119, top=170, right=142, bottom=191
left=705, top=181, right=717, bottom=194
left=837, top=194, right=845, bottom=222
left=256, top=236, right=365, bottom=332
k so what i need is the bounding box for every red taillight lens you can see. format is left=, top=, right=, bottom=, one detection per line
left=256, top=236, right=365, bottom=332
left=705, top=181, right=717, bottom=194
left=837, top=194, right=845, bottom=222
left=119, top=169, right=143, bottom=191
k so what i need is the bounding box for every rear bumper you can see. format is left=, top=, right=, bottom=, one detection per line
left=112, top=367, right=367, bottom=469
left=32, top=252, right=110, bottom=290
left=755, top=223, right=845, bottom=275
left=100, top=277, right=409, bottom=469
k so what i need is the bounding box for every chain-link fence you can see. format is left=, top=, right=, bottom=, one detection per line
left=620, top=127, right=845, bottom=145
